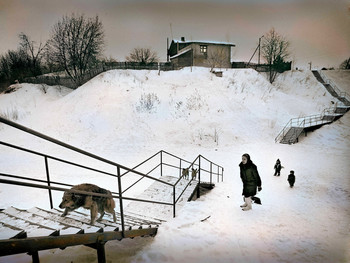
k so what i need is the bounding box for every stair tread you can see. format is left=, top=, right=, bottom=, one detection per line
left=3, top=207, right=83, bottom=236
left=0, top=222, right=26, bottom=239
left=0, top=212, right=57, bottom=238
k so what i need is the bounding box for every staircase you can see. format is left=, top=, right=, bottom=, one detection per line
left=0, top=117, right=224, bottom=262
left=312, top=70, right=350, bottom=106
left=0, top=206, right=160, bottom=262
left=0, top=206, right=161, bottom=240
left=126, top=176, right=200, bottom=220
left=279, top=127, right=304, bottom=144
left=276, top=71, right=350, bottom=144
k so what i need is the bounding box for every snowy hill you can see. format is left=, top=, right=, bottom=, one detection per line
left=0, top=68, right=349, bottom=263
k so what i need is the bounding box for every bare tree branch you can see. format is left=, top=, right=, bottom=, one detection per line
left=126, top=48, right=159, bottom=65
left=48, top=13, right=104, bottom=87
left=206, top=47, right=227, bottom=72
left=18, top=32, right=47, bottom=77
left=261, top=28, right=291, bottom=83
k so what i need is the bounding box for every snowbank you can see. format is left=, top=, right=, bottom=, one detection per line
left=0, top=68, right=349, bottom=263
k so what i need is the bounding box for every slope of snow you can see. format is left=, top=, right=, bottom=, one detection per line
left=0, top=68, right=349, bottom=263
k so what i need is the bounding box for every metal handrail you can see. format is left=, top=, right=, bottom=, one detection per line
left=0, top=141, right=118, bottom=178
left=274, top=107, right=338, bottom=143
left=0, top=117, right=172, bottom=236
left=0, top=116, right=224, bottom=225
left=318, top=70, right=350, bottom=102
left=0, top=178, right=173, bottom=207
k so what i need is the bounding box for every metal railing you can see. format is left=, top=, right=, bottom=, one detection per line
left=318, top=70, right=350, bottom=103
left=274, top=107, right=339, bottom=143
left=0, top=116, right=224, bottom=234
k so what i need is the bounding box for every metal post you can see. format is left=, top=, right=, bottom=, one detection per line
left=196, top=156, right=201, bottom=198
left=44, top=157, right=53, bottom=209
left=116, top=166, right=125, bottom=237
left=217, top=166, right=219, bottom=183
left=160, top=151, right=163, bottom=177
left=96, top=239, right=106, bottom=263
left=179, top=159, right=182, bottom=178
left=173, top=185, right=176, bottom=218
left=210, top=162, right=212, bottom=185
left=31, top=251, right=39, bottom=263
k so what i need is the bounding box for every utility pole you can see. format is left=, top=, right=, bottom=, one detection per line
left=247, top=35, right=264, bottom=68
left=258, top=35, right=264, bottom=65
left=167, top=38, right=169, bottom=62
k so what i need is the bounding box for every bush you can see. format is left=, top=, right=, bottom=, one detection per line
left=186, top=89, right=205, bottom=110
left=136, top=93, right=160, bottom=113
left=0, top=108, right=19, bottom=121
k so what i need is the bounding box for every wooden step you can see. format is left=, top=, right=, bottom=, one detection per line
left=0, top=210, right=58, bottom=238
left=50, top=208, right=109, bottom=232
left=0, top=222, right=27, bottom=239
left=126, top=176, right=199, bottom=220
left=29, top=207, right=103, bottom=233
left=4, top=207, right=83, bottom=236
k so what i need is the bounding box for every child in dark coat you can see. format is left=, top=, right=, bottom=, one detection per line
left=274, top=159, right=282, bottom=176
left=288, top=170, right=295, bottom=188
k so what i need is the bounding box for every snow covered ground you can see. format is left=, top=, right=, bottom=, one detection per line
left=0, top=68, right=349, bottom=262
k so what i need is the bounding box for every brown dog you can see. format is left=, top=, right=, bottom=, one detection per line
left=182, top=168, right=189, bottom=179
left=59, top=183, right=116, bottom=225
left=191, top=168, right=198, bottom=180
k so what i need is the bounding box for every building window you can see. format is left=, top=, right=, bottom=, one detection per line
left=200, top=45, right=207, bottom=54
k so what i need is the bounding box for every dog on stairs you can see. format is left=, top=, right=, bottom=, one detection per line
left=59, top=183, right=116, bottom=225
left=191, top=168, right=198, bottom=180
left=182, top=168, right=189, bottom=179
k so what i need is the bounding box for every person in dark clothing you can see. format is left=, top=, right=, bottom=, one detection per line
left=239, top=153, right=262, bottom=211
left=274, top=159, right=282, bottom=176
left=288, top=170, right=295, bottom=188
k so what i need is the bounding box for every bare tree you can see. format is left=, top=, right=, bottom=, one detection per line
left=261, top=27, right=290, bottom=83
left=206, top=47, right=227, bottom=72
left=340, top=57, right=350, bottom=69
left=0, top=50, right=29, bottom=82
left=19, top=33, right=47, bottom=77
left=126, top=48, right=158, bottom=65
left=48, top=13, right=104, bottom=87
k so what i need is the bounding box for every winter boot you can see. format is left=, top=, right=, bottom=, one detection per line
left=240, top=197, right=247, bottom=208
left=242, top=197, right=252, bottom=211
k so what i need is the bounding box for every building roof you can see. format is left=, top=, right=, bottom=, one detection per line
left=169, top=47, right=192, bottom=59
left=172, top=39, right=235, bottom=47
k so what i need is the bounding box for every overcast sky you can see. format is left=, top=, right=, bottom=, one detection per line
left=0, top=0, right=349, bottom=69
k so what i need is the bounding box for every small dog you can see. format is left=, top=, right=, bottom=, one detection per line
left=182, top=168, right=189, bottom=179
left=191, top=168, right=198, bottom=180
left=59, top=183, right=116, bottom=225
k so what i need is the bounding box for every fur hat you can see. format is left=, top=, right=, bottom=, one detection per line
left=290, top=170, right=294, bottom=174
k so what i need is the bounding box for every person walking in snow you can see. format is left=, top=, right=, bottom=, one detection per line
left=288, top=170, right=295, bottom=188
left=239, top=153, right=262, bottom=211
left=274, top=159, right=282, bottom=176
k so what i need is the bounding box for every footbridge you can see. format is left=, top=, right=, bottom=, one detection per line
left=0, top=117, right=224, bottom=262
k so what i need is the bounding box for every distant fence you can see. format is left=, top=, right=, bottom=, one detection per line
left=21, top=61, right=292, bottom=89
left=232, top=61, right=291, bottom=73
left=23, top=62, right=175, bottom=89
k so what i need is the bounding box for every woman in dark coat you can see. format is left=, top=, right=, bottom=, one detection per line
left=239, top=153, right=262, bottom=211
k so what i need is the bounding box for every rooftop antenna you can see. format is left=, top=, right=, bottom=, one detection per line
left=170, top=23, right=173, bottom=40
